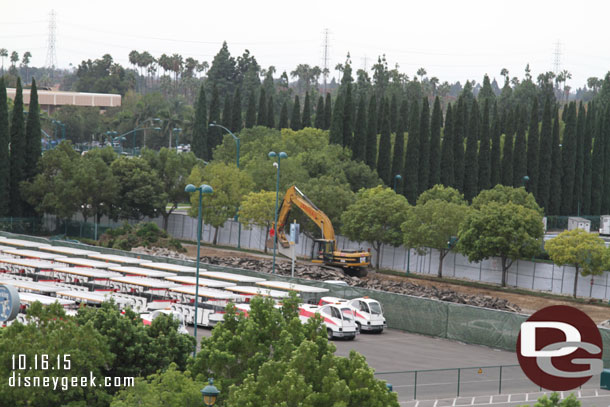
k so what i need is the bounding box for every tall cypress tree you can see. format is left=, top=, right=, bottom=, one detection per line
left=302, top=92, right=312, bottom=128
left=329, top=93, right=344, bottom=145
left=389, top=93, right=398, bottom=134
left=208, top=84, right=221, bottom=157
left=573, top=101, right=586, bottom=214
left=191, top=84, right=208, bottom=160
left=0, top=79, right=9, bottom=216
left=512, top=106, right=527, bottom=188
left=453, top=97, right=466, bottom=192
left=377, top=98, right=392, bottom=185
left=266, top=95, right=275, bottom=128
left=526, top=98, right=539, bottom=195
left=245, top=92, right=257, bottom=128
left=314, top=96, right=324, bottom=129
left=365, top=95, right=378, bottom=168
left=418, top=98, right=431, bottom=195
left=342, top=84, right=353, bottom=147
left=428, top=96, right=442, bottom=188
left=602, top=105, right=610, bottom=214
left=463, top=99, right=479, bottom=200
left=501, top=130, right=514, bottom=187
left=440, top=103, right=454, bottom=187
left=9, top=78, right=25, bottom=217
left=352, top=93, right=367, bottom=162
left=561, top=102, right=577, bottom=215
left=591, top=110, right=604, bottom=215
left=404, top=101, right=420, bottom=203
left=537, top=97, right=553, bottom=212
left=490, top=101, right=502, bottom=187
left=290, top=96, right=302, bottom=131
left=582, top=103, right=594, bottom=215
left=549, top=109, right=563, bottom=215
left=478, top=99, right=491, bottom=193
left=24, top=78, right=41, bottom=182
left=278, top=101, right=289, bottom=130
left=324, top=93, right=332, bottom=130
left=222, top=93, right=232, bottom=129
left=230, top=87, right=242, bottom=132
left=257, top=88, right=267, bottom=126
left=391, top=100, right=407, bottom=193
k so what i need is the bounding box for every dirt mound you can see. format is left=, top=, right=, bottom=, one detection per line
left=199, top=255, right=521, bottom=312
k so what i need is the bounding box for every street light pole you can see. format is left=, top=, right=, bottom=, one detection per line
left=269, top=151, right=287, bottom=274
left=184, top=183, right=213, bottom=356
left=393, top=174, right=402, bottom=192
left=171, top=127, right=182, bottom=150
left=210, top=122, right=242, bottom=249
left=111, top=126, right=161, bottom=156
left=522, top=175, right=530, bottom=189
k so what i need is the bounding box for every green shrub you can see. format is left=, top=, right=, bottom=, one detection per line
left=99, top=222, right=185, bottom=252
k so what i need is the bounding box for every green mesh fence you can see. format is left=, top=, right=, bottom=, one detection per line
left=446, top=305, right=526, bottom=350
left=0, top=217, right=45, bottom=235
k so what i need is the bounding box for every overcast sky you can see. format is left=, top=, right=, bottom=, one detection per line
left=2, top=0, right=610, bottom=89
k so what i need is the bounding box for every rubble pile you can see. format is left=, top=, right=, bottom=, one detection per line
left=131, top=246, right=191, bottom=261
left=198, top=255, right=521, bottom=313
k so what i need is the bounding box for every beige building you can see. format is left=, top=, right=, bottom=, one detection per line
left=6, top=88, right=121, bottom=114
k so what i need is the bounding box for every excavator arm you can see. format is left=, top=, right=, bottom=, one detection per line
left=275, top=185, right=335, bottom=248
left=271, top=185, right=371, bottom=275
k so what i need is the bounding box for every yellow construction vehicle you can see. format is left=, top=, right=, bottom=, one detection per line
left=272, top=185, right=371, bottom=275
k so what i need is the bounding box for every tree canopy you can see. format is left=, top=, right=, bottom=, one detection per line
left=341, top=185, right=410, bottom=269
left=545, top=229, right=608, bottom=297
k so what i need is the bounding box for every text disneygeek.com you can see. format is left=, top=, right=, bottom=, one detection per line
left=7, top=354, right=134, bottom=390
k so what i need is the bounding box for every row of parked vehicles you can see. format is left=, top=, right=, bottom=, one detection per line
left=0, top=237, right=386, bottom=340
left=194, top=295, right=386, bottom=340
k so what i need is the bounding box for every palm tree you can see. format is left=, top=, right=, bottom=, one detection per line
left=429, top=76, right=439, bottom=96
left=417, top=67, right=427, bottom=82
left=0, top=48, right=7, bottom=74
left=21, top=51, right=31, bottom=83
left=560, top=69, right=572, bottom=103
left=128, top=50, right=139, bottom=70
left=139, top=51, right=154, bottom=91
left=334, top=63, right=344, bottom=83
left=10, top=51, right=18, bottom=68
left=158, top=53, right=171, bottom=77
left=159, top=97, right=187, bottom=148
left=587, top=77, right=601, bottom=94
left=196, top=61, right=209, bottom=78
left=170, top=53, right=183, bottom=86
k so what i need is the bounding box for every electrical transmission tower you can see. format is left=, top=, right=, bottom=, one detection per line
left=552, top=40, right=562, bottom=75
left=322, top=28, right=330, bottom=94
left=45, top=10, right=57, bottom=75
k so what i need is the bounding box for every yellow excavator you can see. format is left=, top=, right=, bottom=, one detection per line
left=272, top=185, right=371, bottom=276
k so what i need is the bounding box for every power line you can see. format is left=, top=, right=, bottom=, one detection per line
left=45, top=10, right=57, bottom=72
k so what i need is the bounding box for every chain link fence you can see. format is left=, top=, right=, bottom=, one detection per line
left=374, top=365, right=601, bottom=402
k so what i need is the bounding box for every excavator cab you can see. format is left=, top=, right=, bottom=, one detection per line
left=312, top=239, right=335, bottom=263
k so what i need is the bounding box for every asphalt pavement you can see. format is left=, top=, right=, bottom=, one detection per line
left=188, top=326, right=608, bottom=405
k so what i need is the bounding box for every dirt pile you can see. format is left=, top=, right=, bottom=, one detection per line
left=131, top=246, right=191, bottom=261
left=199, top=256, right=521, bottom=312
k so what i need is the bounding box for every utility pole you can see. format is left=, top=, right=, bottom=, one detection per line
left=552, top=40, right=562, bottom=76
left=45, top=10, right=57, bottom=78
